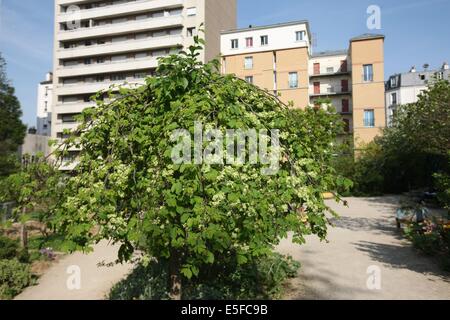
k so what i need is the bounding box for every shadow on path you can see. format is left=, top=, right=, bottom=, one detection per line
left=353, top=240, right=450, bottom=282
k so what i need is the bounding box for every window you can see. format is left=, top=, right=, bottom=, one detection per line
left=363, top=64, right=373, bottom=82
left=135, top=72, right=146, bottom=79
left=186, top=7, right=197, bottom=16
left=260, top=35, right=268, bottom=46
left=111, top=74, right=126, bottom=81
left=245, top=76, right=254, bottom=84
left=435, top=72, right=444, bottom=80
left=231, top=39, right=239, bottom=49
left=391, top=93, right=397, bottom=105
left=245, top=37, right=253, bottom=48
left=390, top=77, right=397, bottom=88
left=326, top=67, right=334, bottom=74
left=363, top=109, right=375, bottom=127
left=295, top=31, right=306, bottom=41
left=289, top=72, right=298, bottom=88
left=244, top=56, right=253, bottom=69
left=84, top=58, right=91, bottom=65
left=187, top=27, right=196, bottom=37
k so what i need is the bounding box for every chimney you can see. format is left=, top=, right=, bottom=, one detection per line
left=46, top=72, right=53, bottom=82
left=443, top=62, right=449, bottom=70
left=410, top=66, right=416, bottom=73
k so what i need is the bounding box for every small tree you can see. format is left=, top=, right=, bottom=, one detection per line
left=0, top=54, right=26, bottom=177
left=0, top=155, right=64, bottom=246
left=54, top=39, right=348, bottom=299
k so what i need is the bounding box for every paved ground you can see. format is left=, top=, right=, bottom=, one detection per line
left=278, top=196, right=450, bottom=300
left=15, top=241, right=134, bottom=300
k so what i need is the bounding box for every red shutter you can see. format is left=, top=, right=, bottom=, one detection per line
left=314, top=82, right=320, bottom=94
left=342, top=99, right=349, bottom=113
left=314, top=63, right=320, bottom=75
left=341, top=80, right=349, bottom=92
left=341, top=60, right=348, bottom=72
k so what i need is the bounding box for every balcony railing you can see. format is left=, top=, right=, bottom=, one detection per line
left=59, top=14, right=182, bottom=34
left=59, top=0, right=150, bottom=17
left=58, top=34, right=182, bottom=52
left=60, top=55, right=159, bottom=70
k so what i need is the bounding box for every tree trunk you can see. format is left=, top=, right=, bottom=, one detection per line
left=169, top=251, right=182, bottom=300
left=20, top=223, right=28, bottom=248
left=20, top=207, right=28, bottom=248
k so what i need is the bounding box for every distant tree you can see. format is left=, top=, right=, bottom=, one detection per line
left=393, top=80, right=450, bottom=156
left=0, top=54, right=26, bottom=177
left=0, top=155, right=64, bottom=247
left=348, top=79, right=450, bottom=195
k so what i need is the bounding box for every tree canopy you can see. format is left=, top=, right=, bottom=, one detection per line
left=0, top=54, right=26, bottom=177
left=53, top=38, right=348, bottom=298
left=346, top=79, right=450, bottom=196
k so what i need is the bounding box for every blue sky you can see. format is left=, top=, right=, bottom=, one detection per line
left=0, top=0, right=449, bottom=127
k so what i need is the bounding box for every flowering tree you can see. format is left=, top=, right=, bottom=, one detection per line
left=54, top=38, right=348, bottom=299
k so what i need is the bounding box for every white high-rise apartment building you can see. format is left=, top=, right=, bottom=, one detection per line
left=37, top=72, right=53, bottom=136
left=52, top=0, right=236, bottom=148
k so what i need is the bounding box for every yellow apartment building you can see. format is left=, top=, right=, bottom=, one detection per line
left=220, top=21, right=386, bottom=148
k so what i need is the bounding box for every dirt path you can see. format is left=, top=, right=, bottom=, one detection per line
left=15, top=241, right=134, bottom=300
left=278, top=197, right=450, bottom=300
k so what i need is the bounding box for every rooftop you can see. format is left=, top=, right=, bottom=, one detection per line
left=221, top=20, right=312, bottom=41
left=350, top=33, right=385, bottom=42
left=311, top=49, right=348, bottom=58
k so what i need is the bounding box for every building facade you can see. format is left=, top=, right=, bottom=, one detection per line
left=385, top=62, right=449, bottom=126
left=18, top=128, right=51, bottom=161
left=52, top=0, right=236, bottom=167
left=221, top=21, right=386, bottom=148
left=37, top=72, right=53, bottom=136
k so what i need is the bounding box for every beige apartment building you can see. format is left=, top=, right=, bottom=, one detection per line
left=52, top=0, right=236, bottom=167
left=221, top=21, right=386, bottom=148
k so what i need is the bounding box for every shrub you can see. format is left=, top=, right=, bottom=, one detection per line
left=0, top=235, right=19, bottom=260
left=0, top=235, right=30, bottom=263
left=0, top=259, right=33, bottom=299
left=405, top=221, right=450, bottom=271
left=109, top=253, right=300, bottom=300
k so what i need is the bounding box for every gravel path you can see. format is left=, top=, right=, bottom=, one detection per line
left=15, top=241, right=134, bottom=300
left=278, top=197, right=450, bottom=300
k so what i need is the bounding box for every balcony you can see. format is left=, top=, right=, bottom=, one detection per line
left=54, top=122, right=80, bottom=135
left=54, top=102, right=96, bottom=114
left=57, top=57, right=158, bottom=77
left=56, top=79, right=146, bottom=96
left=310, top=70, right=351, bottom=78
left=310, top=87, right=352, bottom=98
left=57, top=0, right=184, bottom=23
left=58, top=35, right=183, bottom=59
left=57, top=15, right=183, bottom=41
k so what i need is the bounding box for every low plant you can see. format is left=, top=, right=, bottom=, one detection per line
left=109, top=252, right=300, bottom=300
left=405, top=220, right=450, bottom=271
left=0, top=259, right=34, bottom=300
left=0, top=235, right=29, bottom=263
